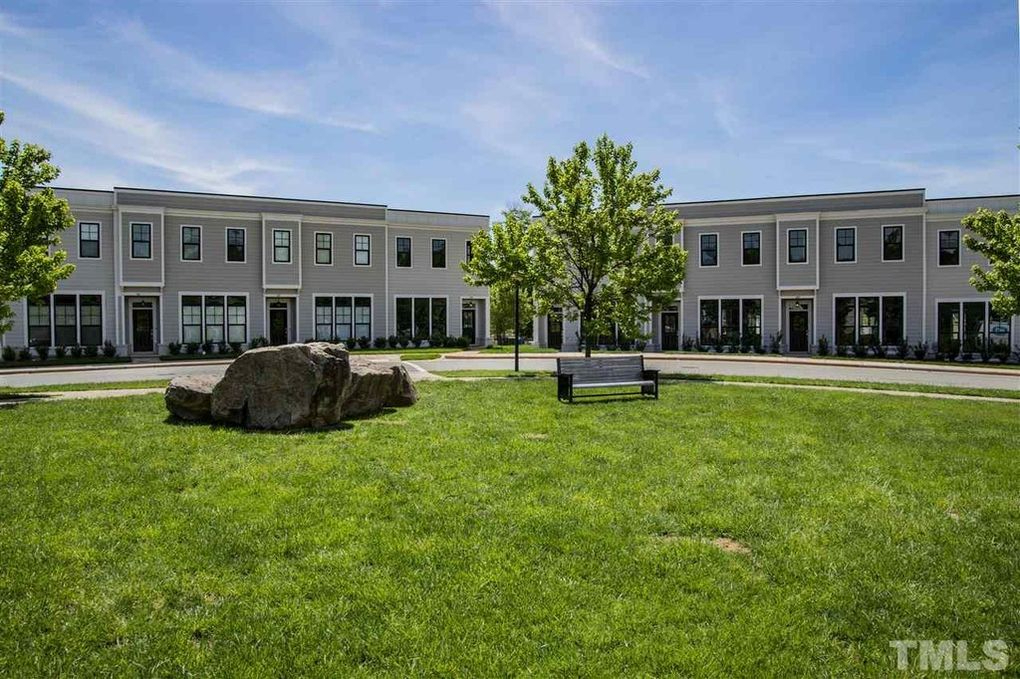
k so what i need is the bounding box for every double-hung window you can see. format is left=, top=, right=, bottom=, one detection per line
left=741, top=232, right=760, bottom=266
left=131, top=223, right=152, bottom=259
left=227, top=297, right=246, bottom=343
left=938, top=230, right=959, bottom=266
left=835, top=227, right=855, bottom=263
left=273, top=229, right=291, bottom=263
left=28, top=297, right=51, bottom=347
left=833, top=295, right=904, bottom=346
left=79, top=222, right=100, bottom=258
left=181, top=226, right=202, bottom=261
left=315, top=232, right=332, bottom=265
left=226, top=228, right=245, bottom=262
left=788, top=228, right=807, bottom=263
left=699, top=298, right=763, bottom=346
left=53, top=295, right=78, bottom=346
left=465, top=240, right=473, bottom=262
left=181, top=296, right=203, bottom=344
left=431, top=239, right=447, bottom=268
left=396, top=297, right=445, bottom=338
left=882, top=225, right=903, bottom=261
left=700, top=233, right=718, bottom=267
left=354, top=234, right=371, bottom=266
left=317, top=296, right=372, bottom=341
left=396, top=237, right=411, bottom=267
left=181, top=295, right=246, bottom=345
left=204, top=296, right=224, bottom=342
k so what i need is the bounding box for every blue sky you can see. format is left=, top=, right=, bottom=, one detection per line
left=1, top=1, right=1017, bottom=217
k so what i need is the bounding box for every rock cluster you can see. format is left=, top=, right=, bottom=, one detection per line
left=164, top=342, right=417, bottom=429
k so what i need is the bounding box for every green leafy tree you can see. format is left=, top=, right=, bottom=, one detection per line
left=524, top=135, right=687, bottom=357
left=462, top=207, right=545, bottom=370
left=0, top=111, right=75, bottom=335
left=962, top=206, right=1020, bottom=317
left=489, top=283, right=534, bottom=344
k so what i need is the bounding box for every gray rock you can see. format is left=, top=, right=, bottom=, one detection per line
left=164, top=374, right=219, bottom=421
left=343, top=358, right=418, bottom=417
left=210, top=342, right=352, bottom=429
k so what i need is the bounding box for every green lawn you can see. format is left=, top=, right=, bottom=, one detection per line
left=0, top=379, right=170, bottom=397
left=430, top=369, right=554, bottom=378
left=479, top=344, right=559, bottom=354
left=1, top=382, right=1017, bottom=676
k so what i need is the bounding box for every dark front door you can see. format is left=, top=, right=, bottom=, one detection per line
left=661, top=312, right=679, bottom=351
left=269, top=306, right=289, bottom=345
left=789, top=310, right=809, bottom=352
left=461, top=309, right=476, bottom=344
left=547, top=310, right=563, bottom=350
left=132, top=308, right=154, bottom=353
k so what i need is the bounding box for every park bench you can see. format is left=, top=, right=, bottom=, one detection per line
left=556, top=355, right=659, bottom=403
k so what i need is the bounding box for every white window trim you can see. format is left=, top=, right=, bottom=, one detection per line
left=395, top=235, right=413, bottom=269
left=698, top=232, right=719, bottom=268
left=78, top=221, right=102, bottom=260
left=225, top=227, right=247, bottom=264
left=393, top=295, right=450, bottom=337
left=881, top=224, right=905, bottom=263
left=177, top=291, right=251, bottom=346
left=23, top=290, right=107, bottom=347
left=830, top=292, right=907, bottom=346
left=430, top=238, right=448, bottom=269
left=272, top=228, right=293, bottom=264
left=936, top=228, right=961, bottom=268
left=312, top=293, right=374, bottom=341
left=180, top=224, right=203, bottom=263
left=740, top=230, right=762, bottom=267
left=933, top=297, right=1011, bottom=349
left=129, top=221, right=154, bottom=260
left=353, top=233, right=372, bottom=267
left=313, top=231, right=334, bottom=267
left=785, top=227, right=809, bottom=265
left=695, top=295, right=766, bottom=340
left=834, top=225, right=857, bottom=264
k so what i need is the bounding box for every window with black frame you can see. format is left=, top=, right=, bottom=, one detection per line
left=79, top=295, right=102, bottom=346
left=315, top=233, right=332, bottom=265
left=835, top=297, right=856, bottom=346
left=788, top=229, right=807, bottom=263
left=273, top=230, right=291, bottom=263
left=882, top=225, right=903, bottom=261
left=28, top=297, right=51, bottom=347
left=396, top=237, right=411, bottom=267
left=699, top=299, right=719, bottom=343
left=700, top=234, right=718, bottom=266
left=431, top=239, right=446, bottom=268
left=742, top=232, right=760, bottom=265
left=354, top=235, right=371, bottom=266
left=836, top=228, right=856, bottom=262
left=227, top=228, right=245, bottom=262
left=79, top=222, right=100, bottom=258
left=182, top=226, right=202, bottom=261
left=54, top=295, right=77, bottom=346
left=131, top=223, right=151, bottom=259
left=938, top=230, right=959, bottom=266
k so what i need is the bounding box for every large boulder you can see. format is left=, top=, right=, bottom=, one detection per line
left=210, top=342, right=352, bottom=429
left=343, top=358, right=419, bottom=417
left=164, top=374, right=218, bottom=421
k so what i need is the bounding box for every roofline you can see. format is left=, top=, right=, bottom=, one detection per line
left=50, top=186, right=115, bottom=195
left=113, top=186, right=386, bottom=209
left=926, top=194, right=1020, bottom=201
left=664, top=187, right=926, bottom=207
left=388, top=207, right=489, bottom=219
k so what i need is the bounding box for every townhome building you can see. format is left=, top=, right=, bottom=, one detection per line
left=534, top=188, right=1019, bottom=355
left=1, top=187, right=490, bottom=355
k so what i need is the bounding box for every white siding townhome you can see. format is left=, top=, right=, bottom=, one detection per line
left=533, top=188, right=1020, bottom=356
left=1, top=187, right=490, bottom=355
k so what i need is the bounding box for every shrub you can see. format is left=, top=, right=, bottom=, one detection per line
left=2, top=345, right=16, bottom=362
left=681, top=335, right=694, bottom=351
left=199, top=340, right=212, bottom=355
left=249, top=336, right=269, bottom=349
left=18, top=347, right=32, bottom=361
left=84, top=345, right=99, bottom=358
left=36, top=345, right=50, bottom=361
left=217, top=341, right=228, bottom=355
left=185, top=342, right=199, bottom=355
left=912, top=341, right=928, bottom=360
left=852, top=343, right=869, bottom=359
left=398, top=334, right=410, bottom=349
left=896, top=338, right=909, bottom=360
left=412, top=335, right=425, bottom=348
left=816, top=335, right=830, bottom=356
left=374, top=337, right=387, bottom=349
left=991, top=342, right=1009, bottom=362
left=872, top=342, right=887, bottom=359
left=444, top=335, right=458, bottom=348
left=835, top=344, right=848, bottom=357
left=753, top=344, right=766, bottom=354
left=769, top=332, right=783, bottom=354
left=168, top=342, right=182, bottom=355
left=457, top=335, right=470, bottom=348
left=358, top=336, right=371, bottom=349
left=229, top=341, right=242, bottom=354
left=980, top=344, right=992, bottom=363
left=387, top=335, right=399, bottom=349
left=696, top=342, right=709, bottom=352
left=344, top=339, right=356, bottom=352
left=54, top=345, right=67, bottom=359
left=102, top=340, right=117, bottom=358
left=70, top=344, right=83, bottom=358
left=429, top=332, right=445, bottom=348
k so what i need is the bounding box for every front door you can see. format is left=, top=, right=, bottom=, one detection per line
left=547, top=310, right=563, bottom=350
left=269, top=305, right=289, bottom=345
left=661, top=312, right=679, bottom=351
left=461, top=308, right=476, bottom=344
left=132, top=308, right=154, bottom=353
left=789, top=310, right=809, bottom=352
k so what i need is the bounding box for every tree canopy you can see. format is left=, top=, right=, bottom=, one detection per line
left=523, top=135, right=687, bottom=356
left=962, top=206, right=1020, bottom=317
left=0, top=111, right=75, bottom=335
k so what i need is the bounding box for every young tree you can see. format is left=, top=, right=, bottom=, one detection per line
left=489, top=283, right=534, bottom=344
left=462, top=207, right=545, bottom=370
left=0, top=111, right=75, bottom=335
left=524, top=135, right=687, bottom=357
left=962, top=207, right=1020, bottom=317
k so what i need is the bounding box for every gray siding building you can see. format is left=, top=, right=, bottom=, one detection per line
left=534, top=189, right=1019, bottom=355
left=2, top=187, right=490, bottom=355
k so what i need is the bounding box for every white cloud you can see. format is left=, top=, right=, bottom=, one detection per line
left=460, top=74, right=561, bottom=163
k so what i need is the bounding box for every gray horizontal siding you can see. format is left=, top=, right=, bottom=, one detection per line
left=116, top=189, right=386, bottom=221
left=121, top=211, right=163, bottom=284
left=670, top=190, right=924, bottom=220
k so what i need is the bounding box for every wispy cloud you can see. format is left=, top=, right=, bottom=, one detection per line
left=460, top=74, right=561, bottom=163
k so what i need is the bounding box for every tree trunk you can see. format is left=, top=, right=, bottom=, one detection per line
left=514, top=284, right=520, bottom=372
left=581, top=296, right=593, bottom=358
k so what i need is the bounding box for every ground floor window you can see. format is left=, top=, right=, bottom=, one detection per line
left=79, top=295, right=103, bottom=346
left=27, top=293, right=104, bottom=347
left=699, top=298, right=762, bottom=345
left=396, top=297, right=446, bottom=339
left=833, top=295, right=904, bottom=346
left=28, top=297, right=51, bottom=347
left=937, top=301, right=1010, bottom=354
left=313, top=296, right=372, bottom=341
left=181, top=294, right=246, bottom=345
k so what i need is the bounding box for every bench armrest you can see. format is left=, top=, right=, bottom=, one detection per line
left=557, top=373, right=574, bottom=401
left=641, top=369, right=660, bottom=380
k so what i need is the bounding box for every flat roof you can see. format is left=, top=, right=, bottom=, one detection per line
left=926, top=194, right=1020, bottom=201
left=113, top=185, right=386, bottom=208
left=665, top=187, right=925, bottom=207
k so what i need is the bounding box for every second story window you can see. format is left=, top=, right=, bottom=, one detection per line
left=354, top=234, right=371, bottom=266
left=835, top=227, right=855, bottom=263
left=396, top=236, right=411, bottom=267
left=699, top=233, right=718, bottom=267
left=273, top=229, right=291, bottom=263
left=466, top=240, right=473, bottom=262
left=226, top=228, right=245, bottom=262
left=788, top=228, right=807, bottom=263
left=431, top=238, right=447, bottom=268
left=131, top=223, right=152, bottom=259
left=79, top=222, right=100, bottom=258
left=181, top=226, right=202, bottom=261
left=315, top=232, right=333, bottom=265
left=883, top=225, right=903, bottom=261
left=741, top=232, right=760, bottom=266
left=938, top=230, right=959, bottom=266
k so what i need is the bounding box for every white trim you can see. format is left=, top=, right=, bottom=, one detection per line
left=128, top=221, right=154, bottom=260
left=430, top=238, right=448, bottom=269
left=666, top=190, right=924, bottom=208
left=383, top=222, right=480, bottom=233
left=785, top=227, right=809, bottom=265
left=272, top=228, right=293, bottom=264
left=698, top=232, right=719, bottom=267
left=125, top=294, right=161, bottom=354
left=880, top=223, right=905, bottom=263
left=392, top=294, right=451, bottom=337
left=679, top=207, right=925, bottom=227
left=353, top=233, right=372, bottom=267
left=834, top=225, right=857, bottom=264
left=177, top=291, right=251, bottom=346
left=262, top=293, right=299, bottom=342
left=313, top=231, right=334, bottom=266
left=311, top=293, right=375, bottom=341
left=935, top=228, right=962, bottom=267
left=777, top=285, right=819, bottom=291
left=77, top=221, right=102, bottom=260
left=118, top=204, right=165, bottom=216
left=694, top=294, right=766, bottom=342
left=179, top=224, right=203, bottom=263
left=821, top=207, right=925, bottom=220
left=384, top=223, right=390, bottom=336
left=930, top=298, right=1011, bottom=352
left=121, top=281, right=163, bottom=287
left=225, top=226, right=247, bottom=264
left=830, top=292, right=907, bottom=346
left=921, top=213, right=927, bottom=342
left=739, top=230, right=762, bottom=267
left=926, top=214, right=968, bottom=222
left=23, top=290, right=108, bottom=348
left=395, top=235, right=413, bottom=269
left=261, top=213, right=303, bottom=222
left=682, top=215, right=776, bottom=227
left=782, top=298, right=815, bottom=352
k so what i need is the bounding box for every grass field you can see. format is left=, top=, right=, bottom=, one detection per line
left=0, top=381, right=1017, bottom=675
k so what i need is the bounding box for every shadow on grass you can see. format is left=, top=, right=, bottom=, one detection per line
left=162, top=406, right=406, bottom=434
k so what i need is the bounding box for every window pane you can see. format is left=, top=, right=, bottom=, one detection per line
left=28, top=297, right=51, bottom=347
left=465, top=240, right=473, bottom=262
left=182, top=226, right=201, bottom=261
left=227, top=296, right=246, bottom=343
left=720, top=299, right=740, bottom=344
left=741, top=299, right=762, bottom=343
left=274, top=230, right=291, bottom=262
left=939, top=230, right=959, bottom=266
left=79, top=295, right=103, bottom=346
left=699, top=299, right=719, bottom=344
left=354, top=297, right=371, bottom=339
left=962, top=301, right=985, bottom=352
left=742, top=232, right=760, bottom=265
left=182, top=295, right=202, bottom=344
left=227, top=229, right=245, bottom=262
left=700, top=234, right=717, bottom=266
left=396, top=237, right=411, bottom=267
left=836, top=228, right=855, bottom=262
left=788, top=229, right=807, bottom=263
left=335, top=297, right=352, bottom=340
left=204, top=296, right=224, bottom=342
left=432, top=239, right=446, bottom=268
left=883, top=226, right=903, bottom=261
left=132, top=223, right=151, bottom=258
left=937, top=302, right=960, bottom=351
left=413, top=298, right=430, bottom=337
left=881, top=296, right=903, bottom=345
left=80, top=223, right=100, bottom=258
left=858, top=297, right=879, bottom=343
left=315, top=297, right=333, bottom=340
left=989, top=305, right=1011, bottom=348
left=54, top=294, right=77, bottom=346
left=396, top=298, right=412, bottom=336
left=431, top=298, right=446, bottom=336
left=316, top=233, right=332, bottom=264
left=355, top=235, right=370, bottom=265
left=835, top=297, right=856, bottom=346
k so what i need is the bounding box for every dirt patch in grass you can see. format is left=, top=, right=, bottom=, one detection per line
left=521, top=432, right=549, bottom=440
left=652, top=532, right=751, bottom=555
left=711, top=537, right=751, bottom=555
